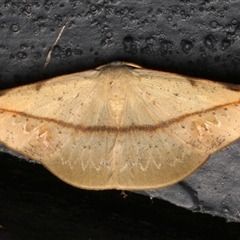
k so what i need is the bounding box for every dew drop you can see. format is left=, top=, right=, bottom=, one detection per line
left=52, top=45, right=61, bottom=56
left=17, top=52, right=27, bottom=59
left=204, top=35, right=217, bottom=50
left=20, top=44, right=28, bottom=49
left=210, top=21, right=218, bottom=28
left=232, top=19, right=238, bottom=25
left=181, top=39, right=193, bottom=54
left=218, top=10, right=224, bottom=18
left=223, top=207, right=229, bottom=214
left=90, top=5, right=96, bottom=12
left=221, top=39, right=231, bottom=50
left=11, top=24, right=19, bottom=32
left=106, top=32, right=112, bottom=39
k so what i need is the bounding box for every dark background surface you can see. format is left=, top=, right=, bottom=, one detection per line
left=0, top=153, right=240, bottom=240
left=0, top=0, right=240, bottom=239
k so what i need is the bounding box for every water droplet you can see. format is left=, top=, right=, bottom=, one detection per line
left=232, top=19, right=238, bottom=25
left=106, top=32, right=112, bottom=39
left=52, top=45, right=61, bottom=56
left=17, top=52, right=27, bottom=59
left=221, top=39, right=231, bottom=50
left=20, top=44, right=28, bottom=49
left=210, top=21, right=218, bottom=28
left=204, top=35, right=217, bottom=50
left=223, top=207, right=229, bottom=213
left=90, top=5, right=96, bottom=12
left=218, top=10, right=224, bottom=18
left=181, top=39, right=193, bottom=54
left=224, top=24, right=234, bottom=33
left=11, top=24, right=19, bottom=32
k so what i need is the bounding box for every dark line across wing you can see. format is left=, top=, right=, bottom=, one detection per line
left=0, top=100, right=239, bottom=133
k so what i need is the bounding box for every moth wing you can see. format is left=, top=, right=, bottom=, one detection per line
left=0, top=63, right=239, bottom=189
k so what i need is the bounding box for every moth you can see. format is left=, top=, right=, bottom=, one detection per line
left=0, top=62, right=239, bottom=190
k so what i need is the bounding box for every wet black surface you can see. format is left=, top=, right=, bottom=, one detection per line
left=0, top=154, right=240, bottom=240
left=0, top=0, right=240, bottom=238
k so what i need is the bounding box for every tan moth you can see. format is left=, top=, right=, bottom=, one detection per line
left=0, top=62, right=239, bottom=190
